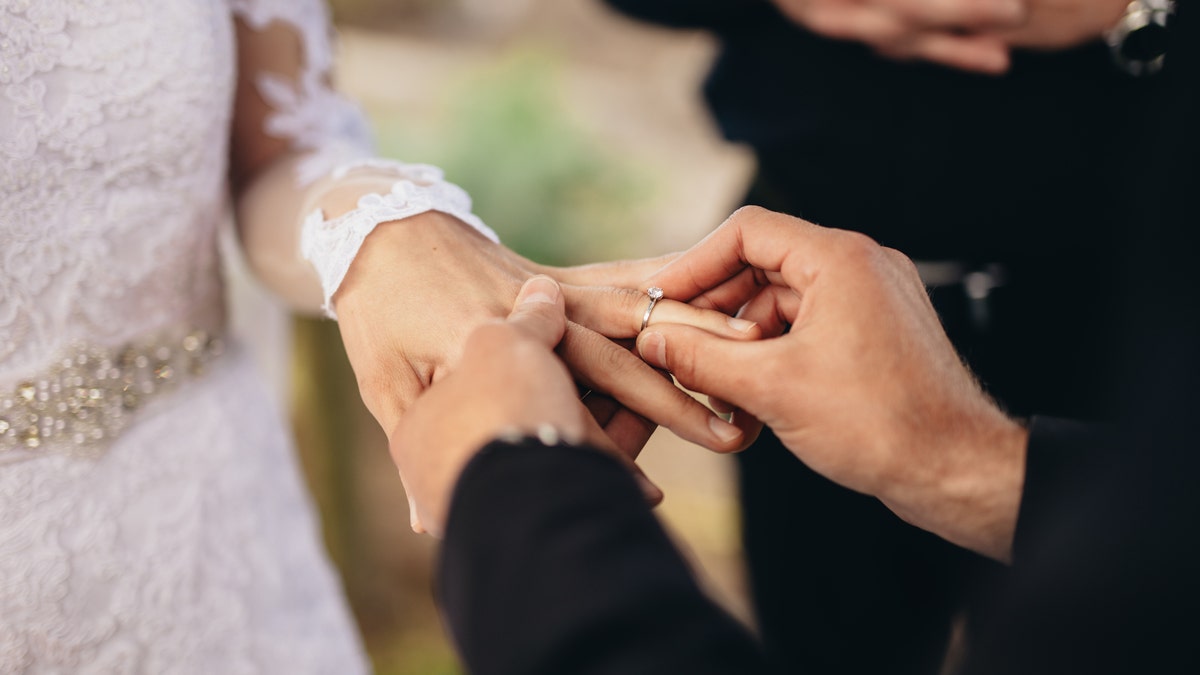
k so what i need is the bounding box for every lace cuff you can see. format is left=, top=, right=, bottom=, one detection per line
left=300, top=161, right=499, bottom=319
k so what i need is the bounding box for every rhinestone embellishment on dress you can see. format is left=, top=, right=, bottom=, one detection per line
left=0, top=329, right=223, bottom=461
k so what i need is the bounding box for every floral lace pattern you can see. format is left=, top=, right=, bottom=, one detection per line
left=0, top=0, right=228, bottom=378
left=0, top=1, right=369, bottom=672
left=302, top=159, right=499, bottom=317
left=229, top=0, right=375, bottom=185
left=234, top=4, right=496, bottom=315
left=0, top=350, right=369, bottom=674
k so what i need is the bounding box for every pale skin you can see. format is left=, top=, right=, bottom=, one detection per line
left=771, top=0, right=1132, bottom=74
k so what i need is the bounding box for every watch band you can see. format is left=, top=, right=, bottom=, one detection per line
left=1105, top=0, right=1176, bottom=76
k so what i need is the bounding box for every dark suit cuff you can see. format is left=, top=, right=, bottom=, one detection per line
left=440, top=438, right=640, bottom=561
left=1013, top=416, right=1115, bottom=565
left=437, top=439, right=646, bottom=672
left=437, top=439, right=764, bottom=675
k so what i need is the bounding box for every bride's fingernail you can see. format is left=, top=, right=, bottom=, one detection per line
left=408, top=496, right=425, bottom=533
left=518, top=276, right=560, bottom=306
left=709, top=416, right=742, bottom=444
left=727, top=317, right=757, bottom=332
left=638, top=332, right=667, bottom=368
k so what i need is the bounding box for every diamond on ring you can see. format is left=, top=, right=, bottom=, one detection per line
left=641, top=287, right=665, bottom=332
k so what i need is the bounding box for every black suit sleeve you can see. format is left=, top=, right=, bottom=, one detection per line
left=964, top=11, right=1200, bottom=666
left=437, top=440, right=766, bottom=675
left=600, top=0, right=767, bottom=30
left=1011, top=416, right=1117, bottom=565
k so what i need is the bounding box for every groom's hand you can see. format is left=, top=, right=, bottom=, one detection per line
left=637, top=206, right=1028, bottom=562
left=389, top=276, right=663, bottom=538
left=770, top=0, right=1021, bottom=73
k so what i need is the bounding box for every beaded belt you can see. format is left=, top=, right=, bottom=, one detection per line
left=0, top=329, right=224, bottom=461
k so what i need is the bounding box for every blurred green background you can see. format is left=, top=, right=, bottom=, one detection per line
left=374, top=48, right=650, bottom=266
left=285, top=1, right=754, bottom=672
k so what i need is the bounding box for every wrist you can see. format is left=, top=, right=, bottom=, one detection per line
left=884, top=411, right=1028, bottom=563
left=333, top=211, right=488, bottom=311
left=300, top=163, right=499, bottom=319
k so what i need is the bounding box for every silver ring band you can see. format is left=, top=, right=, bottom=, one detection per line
left=640, top=287, right=664, bottom=332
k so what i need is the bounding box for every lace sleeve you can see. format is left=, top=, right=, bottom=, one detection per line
left=229, top=0, right=497, bottom=318
left=230, top=0, right=371, bottom=183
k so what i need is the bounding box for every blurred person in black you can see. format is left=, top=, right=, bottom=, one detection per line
left=598, top=0, right=1168, bottom=671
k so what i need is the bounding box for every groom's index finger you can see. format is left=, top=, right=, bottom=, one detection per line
left=648, top=206, right=827, bottom=301
left=505, top=276, right=568, bottom=349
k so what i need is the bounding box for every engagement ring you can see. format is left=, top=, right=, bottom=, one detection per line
left=640, top=286, right=664, bottom=332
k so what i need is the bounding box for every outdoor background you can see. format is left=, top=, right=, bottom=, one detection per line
left=278, top=1, right=755, bottom=672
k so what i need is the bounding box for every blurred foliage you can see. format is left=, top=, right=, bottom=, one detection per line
left=371, top=631, right=464, bottom=675
left=373, top=48, right=652, bottom=266
left=290, top=319, right=364, bottom=579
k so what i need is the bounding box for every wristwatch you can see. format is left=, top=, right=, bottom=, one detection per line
left=1105, top=0, right=1176, bottom=76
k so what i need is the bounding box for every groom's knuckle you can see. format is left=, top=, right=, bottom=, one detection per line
left=832, top=231, right=883, bottom=267
left=883, top=246, right=918, bottom=270
left=955, top=0, right=1007, bottom=24
left=730, top=205, right=768, bottom=223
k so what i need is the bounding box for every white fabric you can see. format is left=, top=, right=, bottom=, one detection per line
left=229, top=0, right=376, bottom=185
left=302, top=160, right=499, bottom=318
left=0, top=1, right=369, bottom=672
left=229, top=0, right=499, bottom=319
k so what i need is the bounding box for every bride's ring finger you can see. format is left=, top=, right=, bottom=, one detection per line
left=563, top=284, right=762, bottom=340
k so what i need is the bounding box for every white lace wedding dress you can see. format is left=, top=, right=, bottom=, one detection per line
left=0, top=1, right=374, bottom=672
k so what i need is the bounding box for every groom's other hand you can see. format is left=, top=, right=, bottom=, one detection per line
left=770, top=0, right=1022, bottom=73
left=774, top=0, right=1134, bottom=74
left=639, top=207, right=1028, bottom=562
left=993, top=0, right=1130, bottom=50
left=389, top=276, right=661, bottom=538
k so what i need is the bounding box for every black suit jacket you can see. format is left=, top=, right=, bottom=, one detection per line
left=601, top=0, right=1152, bottom=260
left=439, top=441, right=766, bottom=675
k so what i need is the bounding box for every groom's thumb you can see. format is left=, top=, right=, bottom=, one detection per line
left=637, top=324, right=771, bottom=414
left=507, top=276, right=567, bottom=348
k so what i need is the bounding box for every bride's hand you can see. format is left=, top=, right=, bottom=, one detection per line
left=334, top=214, right=759, bottom=460
left=391, top=276, right=662, bottom=538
